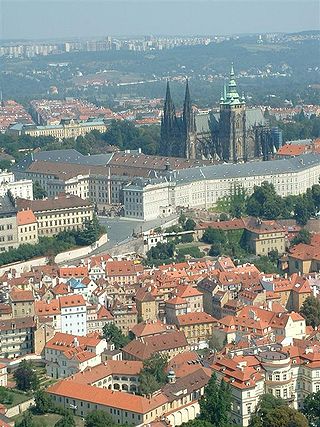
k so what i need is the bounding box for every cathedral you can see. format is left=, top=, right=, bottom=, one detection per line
left=160, top=66, right=279, bottom=162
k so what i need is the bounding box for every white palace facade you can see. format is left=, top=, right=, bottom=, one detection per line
left=123, top=153, right=320, bottom=221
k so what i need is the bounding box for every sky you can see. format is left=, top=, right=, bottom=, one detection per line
left=0, top=0, right=319, bottom=40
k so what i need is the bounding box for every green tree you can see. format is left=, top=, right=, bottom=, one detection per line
left=291, top=229, right=311, bottom=246
left=102, top=323, right=130, bottom=349
left=146, top=241, right=175, bottom=262
left=138, top=354, right=168, bottom=395
left=180, top=234, right=193, bottom=243
left=294, top=198, right=311, bottom=226
left=143, top=353, right=168, bottom=384
left=199, top=373, right=232, bottom=427
left=249, top=394, right=308, bottom=427
left=302, top=390, right=320, bottom=426
left=301, top=296, right=320, bottom=328
left=32, top=181, right=47, bottom=200
left=202, top=228, right=226, bottom=245
left=85, top=410, right=115, bottom=427
left=15, top=411, right=35, bottom=427
left=179, top=213, right=187, bottom=226
left=13, top=360, right=38, bottom=391
left=181, top=420, right=213, bottom=427
left=184, top=218, right=196, bottom=231
left=0, top=386, right=13, bottom=405
left=54, top=412, right=76, bottom=427
left=139, top=371, right=161, bottom=396
left=311, top=184, right=320, bottom=211
left=247, top=182, right=284, bottom=219
left=34, top=389, right=53, bottom=414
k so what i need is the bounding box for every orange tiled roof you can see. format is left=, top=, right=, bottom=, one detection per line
left=17, top=209, right=37, bottom=226
left=59, top=295, right=85, bottom=308
left=176, top=312, right=217, bottom=326
left=47, top=379, right=168, bottom=414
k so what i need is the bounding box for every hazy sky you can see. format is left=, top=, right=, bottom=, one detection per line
left=1, top=0, right=319, bottom=40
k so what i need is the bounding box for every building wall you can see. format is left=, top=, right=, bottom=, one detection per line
left=0, top=324, right=34, bottom=358
left=60, top=304, right=87, bottom=336
left=18, top=221, right=38, bottom=245
left=247, top=230, right=286, bottom=256
left=0, top=214, right=19, bottom=253
left=34, top=205, right=93, bottom=237
left=124, top=162, right=320, bottom=220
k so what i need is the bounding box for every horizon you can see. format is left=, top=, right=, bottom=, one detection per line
left=1, top=0, right=319, bottom=40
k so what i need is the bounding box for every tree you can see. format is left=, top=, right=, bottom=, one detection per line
left=33, top=389, right=53, bottom=414
left=199, top=373, right=232, bottom=427
left=139, top=371, right=161, bottom=396
left=300, top=296, right=320, bottom=328
left=85, top=410, right=115, bottom=427
left=202, top=228, right=226, bottom=245
left=15, top=412, right=35, bottom=427
left=143, top=353, right=168, bottom=384
left=302, top=390, right=320, bottom=426
left=13, top=360, right=38, bottom=391
left=146, top=241, right=175, bottom=262
left=32, top=181, right=47, bottom=200
left=249, top=394, right=308, bottom=427
left=139, top=353, right=168, bottom=395
left=0, top=386, right=13, bottom=405
left=102, top=323, right=130, bottom=349
left=54, top=412, right=76, bottom=427
left=180, top=234, right=193, bottom=243
left=181, top=420, right=213, bottom=427
left=179, top=213, right=187, bottom=226
left=184, top=218, right=196, bottom=231
left=291, top=229, right=311, bottom=246
left=247, top=182, right=284, bottom=219
left=294, top=198, right=311, bottom=226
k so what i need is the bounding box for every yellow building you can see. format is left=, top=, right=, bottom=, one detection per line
left=9, top=289, right=35, bottom=318
left=7, top=118, right=107, bottom=140
left=244, top=217, right=286, bottom=256
left=17, top=209, right=38, bottom=245
left=17, top=194, right=93, bottom=237
left=176, top=312, right=217, bottom=345
left=135, top=288, right=157, bottom=322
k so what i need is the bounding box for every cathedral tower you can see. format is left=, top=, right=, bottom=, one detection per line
left=160, top=81, right=182, bottom=157
left=182, top=79, right=197, bottom=159
left=219, top=65, right=246, bottom=162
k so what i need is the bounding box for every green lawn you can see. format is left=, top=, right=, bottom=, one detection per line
left=3, top=389, right=32, bottom=408
left=13, top=412, right=85, bottom=427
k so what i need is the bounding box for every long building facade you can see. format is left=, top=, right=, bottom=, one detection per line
left=123, top=153, right=320, bottom=220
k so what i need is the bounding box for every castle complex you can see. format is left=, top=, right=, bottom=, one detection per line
left=160, top=66, right=280, bottom=162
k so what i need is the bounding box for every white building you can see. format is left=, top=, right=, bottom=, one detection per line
left=45, top=332, right=108, bottom=379
left=123, top=153, right=320, bottom=220
left=212, top=345, right=320, bottom=427
left=0, top=170, right=33, bottom=199
left=59, top=294, right=87, bottom=336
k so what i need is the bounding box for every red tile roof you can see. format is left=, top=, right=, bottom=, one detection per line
left=17, top=209, right=37, bottom=226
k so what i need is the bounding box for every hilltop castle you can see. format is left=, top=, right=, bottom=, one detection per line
left=160, top=66, right=280, bottom=162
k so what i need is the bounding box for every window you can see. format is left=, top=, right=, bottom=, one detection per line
left=275, top=389, right=281, bottom=398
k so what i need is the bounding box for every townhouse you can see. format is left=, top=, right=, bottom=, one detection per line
left=44, top=332, right=108, bottom=379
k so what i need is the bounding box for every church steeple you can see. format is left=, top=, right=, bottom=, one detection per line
left=163, top=80, right=175, bottom=122
left=226, top=63, right=241, bottom=104
left=183, top=79, right=195, bottom=133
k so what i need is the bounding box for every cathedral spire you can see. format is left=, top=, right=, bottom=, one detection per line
left=183, top=79, right=195, bottom=133
left=164, top=80, right=175, bottom=118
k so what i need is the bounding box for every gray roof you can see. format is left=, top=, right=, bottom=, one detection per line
left=0, top=194, right=17, bottom=216
left=172, top=153, right=320, bottom=184
left=14, top=148, right=144, bottom=173
left=195, top=107, right=265, bottom=136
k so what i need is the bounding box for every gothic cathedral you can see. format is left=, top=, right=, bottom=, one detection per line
left=160, top=65, right=278, bottom=162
